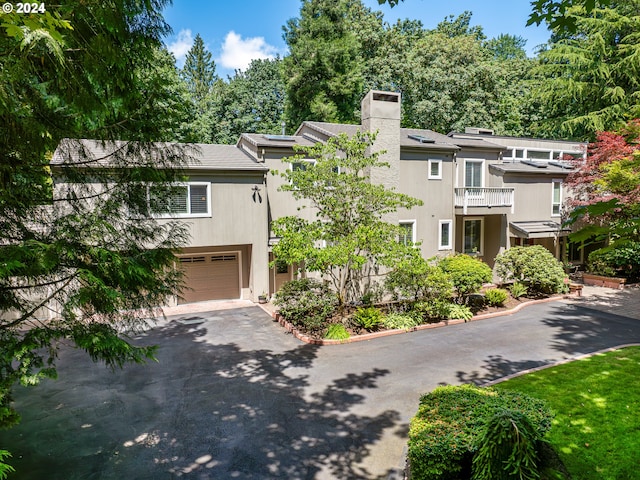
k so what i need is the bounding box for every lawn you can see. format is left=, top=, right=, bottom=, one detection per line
left=495, top=347, right=640, bottom=480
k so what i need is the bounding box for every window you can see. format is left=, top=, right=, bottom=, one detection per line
left=137, top=182, right=210, bottom=218
left=290, top=159, right=315, bottom=187
left=552, top=179, right=562, bottom=216
left=463, top=218, right=483, bottom=255
left=399, top=220, right=416, bottom=246
left=439, top=220, right=452, bottom=250
left=528, top=150, right=551, bottom=160
left=428, top=159, right=442, bottom=179
left=464, top=160, right=483, bottom=197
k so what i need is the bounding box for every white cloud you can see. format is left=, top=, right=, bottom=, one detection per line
left=166, top=29, right=193, bottom=65
left=219, top=31, right=277, bottom=71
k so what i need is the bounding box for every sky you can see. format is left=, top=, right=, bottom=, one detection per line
left=163, top=0, right=552, bottom=78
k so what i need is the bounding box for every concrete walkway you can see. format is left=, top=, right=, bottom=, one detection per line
left=2, top=286, right=639, bottom=479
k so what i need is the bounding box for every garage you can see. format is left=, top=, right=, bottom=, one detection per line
left=178, top=252, right=240, bottom=304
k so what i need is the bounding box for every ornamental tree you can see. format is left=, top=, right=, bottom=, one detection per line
left=565, top=119, right=640, bottom=245
left=271, top=132, right=422, bottom=306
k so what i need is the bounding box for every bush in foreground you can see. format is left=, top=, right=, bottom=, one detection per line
left=494, top=246, right=566, bottom=295
left=273, top=279, right=337, bottom=333
left=439, top=255, right=493, bottom=300
left=408, top=384, right=553, bottom=480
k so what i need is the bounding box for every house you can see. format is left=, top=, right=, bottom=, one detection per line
left=52, top=91, right=586, bottom=304
left=238, top=90, right=586, bottom=297
left=52, top=140, right=270, bottom=305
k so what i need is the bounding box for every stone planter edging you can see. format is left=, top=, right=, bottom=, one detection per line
left=266, top=293, right=575, bottom=346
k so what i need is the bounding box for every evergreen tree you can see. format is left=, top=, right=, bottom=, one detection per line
left=532, top=0, right=640, bottom=139
left=180, top=33, right=219, bottom=143
left=282, top=0, right=365, bottom=129
left=0, top=0, right=189, bottom=455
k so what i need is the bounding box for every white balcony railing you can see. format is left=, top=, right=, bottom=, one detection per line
left=454, top=188, right=515, bottom=214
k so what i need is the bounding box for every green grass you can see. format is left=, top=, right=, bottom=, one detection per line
left=495, top=347, right=640, bottom=480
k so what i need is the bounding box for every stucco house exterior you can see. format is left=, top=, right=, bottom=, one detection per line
left=53, top=90, right=586, bottom=304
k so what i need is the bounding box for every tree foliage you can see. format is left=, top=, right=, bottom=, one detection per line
left=566, top=119, right=640, bottom=247
left=282, top=0, right=366, bottom=128
left=533, top=0, right=640, bottom=139
left=0, top=0, right=189, bottom=438
left=211, top=58, right=286, bottom=143
left=271, top=132, right=422, bottom=305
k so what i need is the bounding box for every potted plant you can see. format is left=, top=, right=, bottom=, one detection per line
left=258, top=292, right=268, bottom=304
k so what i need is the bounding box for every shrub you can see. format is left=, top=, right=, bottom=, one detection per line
left=494, top=246, right=566, bottom=295
left=410, top=299, right=452, bottom=323
left=325, top=323, right=350, bottom=341
left=383, top=313, right=421, bottom=331
left=587, top=241, right=640, bottom=280
left=509, top=282, right=528, bottom=299
left=273, top=278, right=337, bottom=333
left=484, top=288, right=508, bottom=307
left=439, top=255, right=493, bottom=299
left=385, top=253, right=454, bottom=302
left=408, top=384, right=553, bottom=480
left=352, top=306, right=384, bottom=331
left=447, top=303, right=473, bottom=321
left=472, top=410, right=544, bottom=480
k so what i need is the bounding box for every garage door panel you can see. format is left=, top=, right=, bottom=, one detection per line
left=179, top=253, right=240, bottom=304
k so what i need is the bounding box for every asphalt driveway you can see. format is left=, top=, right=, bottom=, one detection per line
left=4, top=300, right=640, bottom=479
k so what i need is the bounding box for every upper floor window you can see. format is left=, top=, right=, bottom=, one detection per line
left=528, top=150, right=552, bottom=160
left=428, top=159, right=442, bottom=180
left=290, top=159, right=316, bottom=187
left=552, top=179, right=562, bottom=217
left=135, top=182, right=211, bottom=218
left=464, top=160, right=483, bottom=189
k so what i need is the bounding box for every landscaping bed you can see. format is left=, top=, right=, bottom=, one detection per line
left=271, top=291, right=569, bottom=345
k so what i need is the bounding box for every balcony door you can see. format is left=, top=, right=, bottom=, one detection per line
left=464, top=160, right=484, bottom=199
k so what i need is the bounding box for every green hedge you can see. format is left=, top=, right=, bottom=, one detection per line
left=408, top=384, right=553, bottom=480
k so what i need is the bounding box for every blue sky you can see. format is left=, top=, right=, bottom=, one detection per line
left=163, top=0, right=552, bottom=78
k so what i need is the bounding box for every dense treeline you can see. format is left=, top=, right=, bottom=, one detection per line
left=172, top=0, right=640, bottom=143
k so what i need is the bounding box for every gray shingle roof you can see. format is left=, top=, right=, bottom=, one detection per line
left=240, top=133, right=316, bottom=149
left=490, top=162, right=575, bottom=175
left=51, top=139, right=267, bottom=172
left=300, top=122, right=461, bottom=151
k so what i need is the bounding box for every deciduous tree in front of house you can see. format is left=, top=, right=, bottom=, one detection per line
left=271, top=132, right=422, bottom=306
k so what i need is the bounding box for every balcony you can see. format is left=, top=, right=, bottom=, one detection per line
left=454, top=188, right=514, bottom=215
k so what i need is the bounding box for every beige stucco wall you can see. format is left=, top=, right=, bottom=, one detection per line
left=176, top=172, right=269, bottom=301
left=500, top=174, right=566, bottom=222
left=399, top=150, right=456, bottom=258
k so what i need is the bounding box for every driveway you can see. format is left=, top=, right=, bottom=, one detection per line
left=4, top=300, right=640, bottom=479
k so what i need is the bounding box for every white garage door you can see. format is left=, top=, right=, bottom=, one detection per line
left=178, top=253, right=240, bottom=304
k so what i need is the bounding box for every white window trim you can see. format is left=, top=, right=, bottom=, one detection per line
left=463, top=217, right=484, bottom=256
left=551, top=178, right=562, bottom=217
left=438, top=219, right=453, bottom=250
left=428, top=159, right=442, bottom=180
left=399, top=219, right=417, bottom=246
left=464, top=159, right=484, bottom=188
left=289, top=159, right=316, bottom=187
left=153, top=182, right=211, bottom=219
left=525, top=148, right=552, bottom=161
